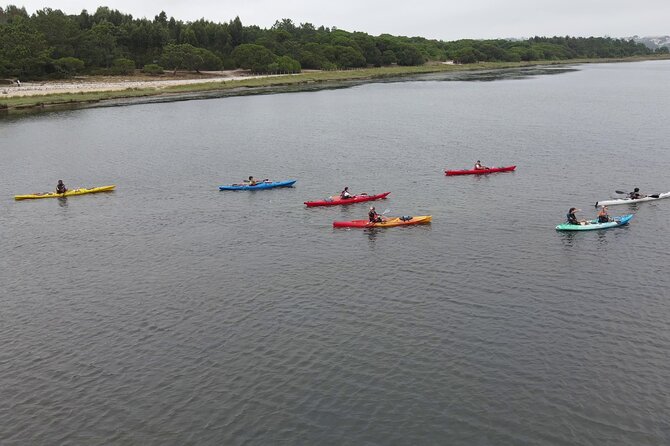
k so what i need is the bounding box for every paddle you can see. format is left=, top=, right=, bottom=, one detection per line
left=233, top=178, right=269, bottom=186
left=615, top=190, right=659, bottom=198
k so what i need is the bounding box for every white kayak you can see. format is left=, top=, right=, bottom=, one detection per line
left=596, top=191, right=670, bottom=207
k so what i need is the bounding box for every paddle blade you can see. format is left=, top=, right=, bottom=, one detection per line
left=650, top=194, right=660, bottom=198
left=382, top=209, right=390, bottom=215
left=615, top=190, right=627, bottom=194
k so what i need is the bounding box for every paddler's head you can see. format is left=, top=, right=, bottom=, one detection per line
left=569, top=207, right=577, bottom=213
left=634, top=187, right=639, bottom=192
left=58, top=180, right=63, bottom=184
left=249, top=176, right=253, bottom=180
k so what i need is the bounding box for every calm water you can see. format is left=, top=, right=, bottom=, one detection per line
left=2, top=61, right=670, bottom=445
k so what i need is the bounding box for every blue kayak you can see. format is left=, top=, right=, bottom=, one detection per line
left=219, top=180, right=297, bottom=191
left=555, top=214, right=633, bottom=231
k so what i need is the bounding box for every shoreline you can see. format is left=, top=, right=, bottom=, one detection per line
left=1, top=56, right=668, bottom=115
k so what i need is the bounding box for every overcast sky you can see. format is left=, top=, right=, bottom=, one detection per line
left=13, top=0, right=670, bottom=40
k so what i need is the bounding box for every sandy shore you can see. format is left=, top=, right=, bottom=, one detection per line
left=0, top=70, right=276, bottom=98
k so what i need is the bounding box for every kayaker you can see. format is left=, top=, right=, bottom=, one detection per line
left=597, top=206, right=611, bottom=223
left=474, top=160, right=489, bottom=170
left=340, top=187, right=353, bottom=199
left=628, top=187, right=645, bottom=199
left=245, top=176, right=259, bottom=186
left=369, top=206, right=384, bottom=223
left=56, top=180, right=67, bottom=194
left=567, top=207, right=586, bottom=225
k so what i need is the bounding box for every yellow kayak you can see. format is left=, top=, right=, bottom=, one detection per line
left=14, top=185, right=116, bottom=201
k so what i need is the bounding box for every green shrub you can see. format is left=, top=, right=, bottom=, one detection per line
left=142, top=63, right=164, bottom=75
left=53, top=57, right=85, bottom=77
left=111, top=58, right=136, bottom=75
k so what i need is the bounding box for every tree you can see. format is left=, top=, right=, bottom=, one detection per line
left=77, top=20, right=118, bottom=68
left=31, top=8, right=80, bottom=59
left=0, top=17, right=50, bottom=77
left=231, top=43, right=275, bottom=70
left=53, top=56, right=85, bottom=77
left=159, top=43, right=216, bottom=73
left=275, top=55, right=300, bottom=72
left=160, top=43, right=198, bottom=73
left=381, top=49, right=397, bottom=65
left=395, top=44, right=424, bottom=65
left=452, top=46, right=481, bottom=64
left=229, top=16, right=243, bottom=46
left=195, top=47, right=222, bottom=70
left=111, top=57, right=135, bottom=74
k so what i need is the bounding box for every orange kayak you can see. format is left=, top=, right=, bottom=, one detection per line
left=333, top=215, right=432, bottom=228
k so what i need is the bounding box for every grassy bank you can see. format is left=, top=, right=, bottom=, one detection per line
left=1, top=55, right=668, bottom=114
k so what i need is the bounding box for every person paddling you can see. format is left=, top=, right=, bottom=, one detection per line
left=340, top=187, right=353, bottom=199
left=597, top=206, right=611, bottom=223
left=56, top=180, right=67, bottom=194
left=628, top=187, right=645, bottom=199
left=474, top=160, right=489, bottom=170
left=567, top=207, right=586, bottom=225
left=368, top=206, right=384, bottom=223
left=245, top=176, right=259, bottom=186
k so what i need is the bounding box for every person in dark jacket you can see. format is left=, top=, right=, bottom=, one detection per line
left=567, top=207, right=586, bottom=225
left=368, top=206, right=384, bottom=223
left=56, top=180, right=67, bottom=194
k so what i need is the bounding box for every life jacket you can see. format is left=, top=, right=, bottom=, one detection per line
left=567, top=213, right=579, bottom=225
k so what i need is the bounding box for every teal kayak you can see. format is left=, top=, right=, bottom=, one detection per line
left=555, top=214, right=633, bottom=231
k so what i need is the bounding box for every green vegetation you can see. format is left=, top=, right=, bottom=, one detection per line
left=4, top=57, right=668, bottom=113
left=1, top=4, right=662, bottom=80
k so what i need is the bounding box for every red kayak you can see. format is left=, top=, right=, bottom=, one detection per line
left=445, top=165, right=516, bottom=176
left=305, top=191, right=390, bottom=207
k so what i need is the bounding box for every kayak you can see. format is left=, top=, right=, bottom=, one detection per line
left=333, top=215, right=432, bottom=228
left=445, top=165, right=516, bottom=176
left=555, top=214, right=633, bottom=231
left=305, top=192, right=390, bottom=207
left=219, top=180, right=296, bottom=191
left=14, top=185, right=116, bottom=201
left=595, top=192, right=670, bottom=207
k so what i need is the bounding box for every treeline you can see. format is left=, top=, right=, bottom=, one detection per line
left=0, top=5, right=659, bottom=80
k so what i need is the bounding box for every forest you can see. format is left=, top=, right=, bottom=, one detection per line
left=0, top=5, right=663, bottom=80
